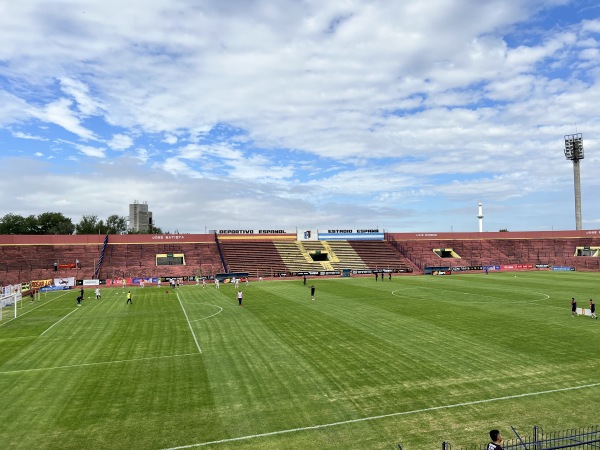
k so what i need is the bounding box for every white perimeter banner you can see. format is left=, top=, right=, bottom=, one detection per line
left=54, top=277, right=75, bottom=287
left=83, top=279, right=100, bottom=286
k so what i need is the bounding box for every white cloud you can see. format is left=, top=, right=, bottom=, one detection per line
left=107, top=133, right=134, bottom=150
left=31, top=98, right=96, bottom=140
left=11, top=130, right=48, bottom=141
left=60, top=78, right=104, bottom=116
left=0, top=1, right=599, bottom=232
left=75, top=144, right=106, bottom=158
left=163, top=134, right=178, bottom=145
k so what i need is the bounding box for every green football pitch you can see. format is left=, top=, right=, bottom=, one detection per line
left=1, top=272, right=599, bottom=449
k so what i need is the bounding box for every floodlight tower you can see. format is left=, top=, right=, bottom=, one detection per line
left=564, top=133, right=584, bottom=230
left=477, top=202, right=483, bottom=232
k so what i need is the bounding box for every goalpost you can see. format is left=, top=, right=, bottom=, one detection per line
left=0, top=292, right=22, bottom=320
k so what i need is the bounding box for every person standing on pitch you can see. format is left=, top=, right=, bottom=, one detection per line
left=487, top=430, right=503, bottom=450
left=571, top=297, right=577, bottom=317
left=126, top=291, right=132, bottom=304
left=310, top=285, right=315, bottom=300
left=590, top=299, right=597, bottom=319
left=237, top=290, right=243, bottom=306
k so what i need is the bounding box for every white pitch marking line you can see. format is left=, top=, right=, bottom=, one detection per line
left=177, top=292, right=202, bottom=354
left=0, top=352, right=199, bottom=375
left=161, top=382, right=600, bottom=450
left=40, top=308, right=79, bottom=336
left=191, top=304, right=223, bottom=322
left=391, top=287, right=550, bottom=304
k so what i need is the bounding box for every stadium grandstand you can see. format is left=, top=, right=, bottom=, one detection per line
left=1, top=229, right=599, bottom=288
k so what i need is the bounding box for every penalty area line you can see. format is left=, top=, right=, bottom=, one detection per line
left=40, top=308, right=79, bottom=336
left=0, top=352, right=199, bottom=375
left=162, top=382, right=600, bottom=449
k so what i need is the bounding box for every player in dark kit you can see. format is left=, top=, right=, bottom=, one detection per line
left=310, top=285, right=315, bottom=300
left=487, top=429, right=503, bottom=450
left=590, top=299, right=597, bottom=319
left=571, top=297, right=577, bottom=317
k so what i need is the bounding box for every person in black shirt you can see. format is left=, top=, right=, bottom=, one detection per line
left=487, top=429, right=503, bottom=450
left=571, top=297, right=577, bottom=317
left=590, top=299, right=597, bottom=319
left=310, top=285, right=315, bottom=300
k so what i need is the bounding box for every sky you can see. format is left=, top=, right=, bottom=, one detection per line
left=1, top=0, right=599, bottom=234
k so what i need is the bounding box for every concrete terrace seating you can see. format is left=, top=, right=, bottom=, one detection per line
left=0, top=238, right=223, bottom=285
left=219, top=240, right=289, bottom=278
left=2, top=233, right=600, bottom=285
left=274, top=241, right=325, bottom=273
left=346, top=241, right=413, bottom=272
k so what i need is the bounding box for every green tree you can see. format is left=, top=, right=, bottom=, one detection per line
left=127, top=224, right=163, bottom=234
left=0, top=213, right=38, bottom=234
left=0, top=214, right=25, bottom=234
left=76, top=215, right=104, bottom=234
left=105, top=215, right=128, bottom=234
left=37, top=212, right=75, bottom=235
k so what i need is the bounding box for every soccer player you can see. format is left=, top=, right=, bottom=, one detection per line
left=76, top=295, right=82, bottom=306
left=310, top=285, right=315, bottom=300
left=590, top=299, right=597, bottom=319
left=126, top=291, right=132, bottom=304
left=571, top=297, right=577, bottom=317
left=237, top=290, right=243, bottom=306
left=95, top=287, right=101, bottom=299
left=487, top=430, right=503, bottom=450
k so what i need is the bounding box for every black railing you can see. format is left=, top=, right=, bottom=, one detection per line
left=437, top=425, right=600, bottom=450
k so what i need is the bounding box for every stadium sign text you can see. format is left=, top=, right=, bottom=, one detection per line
left=327, top=229, right=380, bottom=233
left=217, top=229, right=288, bottom=234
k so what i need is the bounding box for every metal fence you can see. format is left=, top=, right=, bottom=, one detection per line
left=452, top=426, right=600, bottom=450
left=398, top=426, right=600, bottom=450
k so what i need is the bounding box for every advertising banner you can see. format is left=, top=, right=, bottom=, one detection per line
left=41, top=285, right=70, bottom=292
left=83, top=279, right=100, bottom=286
left=31, top=279, right=53, bottom=289
left=54, top=277, right=75, bottom=287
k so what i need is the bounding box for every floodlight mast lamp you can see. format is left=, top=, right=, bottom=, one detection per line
left=564, top=133, right=584, bottom=230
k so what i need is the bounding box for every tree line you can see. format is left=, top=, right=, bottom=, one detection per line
left=0, top=212, right=163, bottom=235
